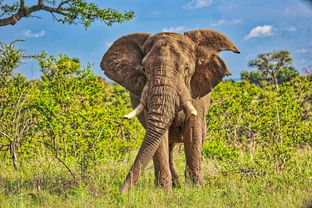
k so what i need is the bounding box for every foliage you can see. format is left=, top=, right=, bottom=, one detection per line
left=206, top=78, right=311, bottom=170
left=0, top=0, right=135, bottom=28
left=33, top=53, right=143, bottom=162
left=0, top=40, right=41, bottom=81
left=0, top=40, right=44, bottom=169
left=0, top=40, right=47, bottom=84
left=241, top=50, right=299, bottom=89
left=0, top=44, right=144, bottom=173
left=240, top=70, right=265, bottom=86
left=0, top=72, right=38, bottom=169
left=275, top=67, right=300, bottom=83
left=0, top=40, right=23, bottom=79
left=202, top=140, right=239, bottom=161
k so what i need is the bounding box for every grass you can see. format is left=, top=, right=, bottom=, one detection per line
left=0, top=146, right=311, bottom=208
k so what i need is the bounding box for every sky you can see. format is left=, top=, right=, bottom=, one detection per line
left=0, top=0, right=312, bottom=81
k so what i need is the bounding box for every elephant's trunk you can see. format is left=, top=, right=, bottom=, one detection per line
left=120, top=82, right=178, bottom=193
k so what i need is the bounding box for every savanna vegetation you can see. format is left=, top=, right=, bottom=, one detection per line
left=0, top=41, right=311, bottom=207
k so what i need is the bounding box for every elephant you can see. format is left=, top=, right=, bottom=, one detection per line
left=100, top=29, right=240, bottom=193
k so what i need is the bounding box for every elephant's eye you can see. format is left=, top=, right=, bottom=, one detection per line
left=184, top=66, right=190, bottom=72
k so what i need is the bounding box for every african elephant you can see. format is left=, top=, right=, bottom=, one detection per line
left=100, top=29, right=240, bottom=192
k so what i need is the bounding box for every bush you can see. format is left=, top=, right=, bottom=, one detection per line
left=0, top=52, right=144, bottom=172
left=202, top=140, right=239, bottom=161
left=205, top=77, right=311, bottom=170
left=207, top=78, right=311, bottom=145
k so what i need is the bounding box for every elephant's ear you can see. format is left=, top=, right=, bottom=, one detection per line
left=190, top=51, right=231, bottom=98
left=184, top=29, right=240, bottom=53
left=100, top=33, right=150, bottom=96
left=184, top=29, right=240, bottom=98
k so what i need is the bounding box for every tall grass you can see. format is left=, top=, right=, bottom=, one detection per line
left=0, top=146, right=311, bottom=208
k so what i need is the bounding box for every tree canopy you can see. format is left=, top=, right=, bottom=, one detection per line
left=241, top=50, right=299, bottom=89
left=0, top=0, right=135, bottom=29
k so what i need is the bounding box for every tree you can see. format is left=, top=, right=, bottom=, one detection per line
left=0, top=0, right=135, bottom=29
left=240, top=70, right=266, bottom=87
left=0, top=40, right=24, bottom=80
left=275, top=67, right=299, bottom=83
left=242, top=50, right=298, bottom=90
left=0, top=40, right=43, bottom=81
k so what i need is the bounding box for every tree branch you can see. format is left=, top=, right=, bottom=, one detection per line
left=0, top=144, right=9, bottom=151
left=59, top=0, right=71, bottom=8
left=0, top=2, right=69, bottom=26
left=20, top=0, right=25, bottom=8
left=41, top=6, right=68, bottom=16
left=0, top=130, right=12, bottom=142
left=38, top=0, right=44, bottom=7
left=0, top=0, right=134, bottom=28
left=55, top=156, right=77, bottom=182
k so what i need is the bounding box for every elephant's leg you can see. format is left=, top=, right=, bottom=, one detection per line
left=169, top=143, right=180, bottom=187
left=184, top=117, right=204, bottom=185
left=153, top=131, right=172, bottom=192
left=202, top=118, right=207, bottom=145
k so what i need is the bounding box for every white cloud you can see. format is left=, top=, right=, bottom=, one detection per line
left=162, top=26, right=185, bottom=33
left=183, top=0, right=213, bottom=9
left=105, top=41, right=113, bottom=48
left=210, top=19, right=242, bottom=27
left=23, top=30, right=46, bottom=38
left=244, top=25, right=274, bottom=40
left=286, top=26, right=296, bottom=32
left=295, top=48, right=311, bottom=53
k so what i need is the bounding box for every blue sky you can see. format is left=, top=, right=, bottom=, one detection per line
left=1, top=0, right=312, bottom=80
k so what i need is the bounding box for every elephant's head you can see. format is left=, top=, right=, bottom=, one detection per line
left=100, top=29, right=240, bottom=192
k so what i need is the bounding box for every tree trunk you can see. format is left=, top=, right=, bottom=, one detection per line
left=271, top=72, right=279, bottom=91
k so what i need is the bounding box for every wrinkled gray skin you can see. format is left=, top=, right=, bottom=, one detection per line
left=100, top=29, right=240, bottom=192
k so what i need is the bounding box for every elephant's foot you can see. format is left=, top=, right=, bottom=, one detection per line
left=120, top=172, right=134, bottom=193
left=169, top=163, right=180, bottom=188
left=154, top=165, right=173, bottom=192
left=154, top=176, right=173, bottom=193
left=172, top=175, right=180, bottom=188
left=163, top=183, right=173, bottom=193
left=185, top=168, right=202, bottom=186
left=192, top=177, right=202, bottom=186
left=168, top=143, right=180, bottom=188
left=152, top=131, right=172, bottom=193
left=120, top=182, right=130, bottom=193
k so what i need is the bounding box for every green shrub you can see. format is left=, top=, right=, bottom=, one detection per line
left=202, top=140, right=239, bottom=161
left=0, top=51, right=145, bottom=171
left=207, top=78, right=311, bottom=146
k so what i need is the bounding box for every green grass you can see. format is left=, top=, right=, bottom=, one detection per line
left=0, top=146, right=311, bottom=208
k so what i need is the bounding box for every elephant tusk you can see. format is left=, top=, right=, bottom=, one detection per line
left=123, top=103, right=145, bottom=119
left=185, top=101, right=198, bottom=116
